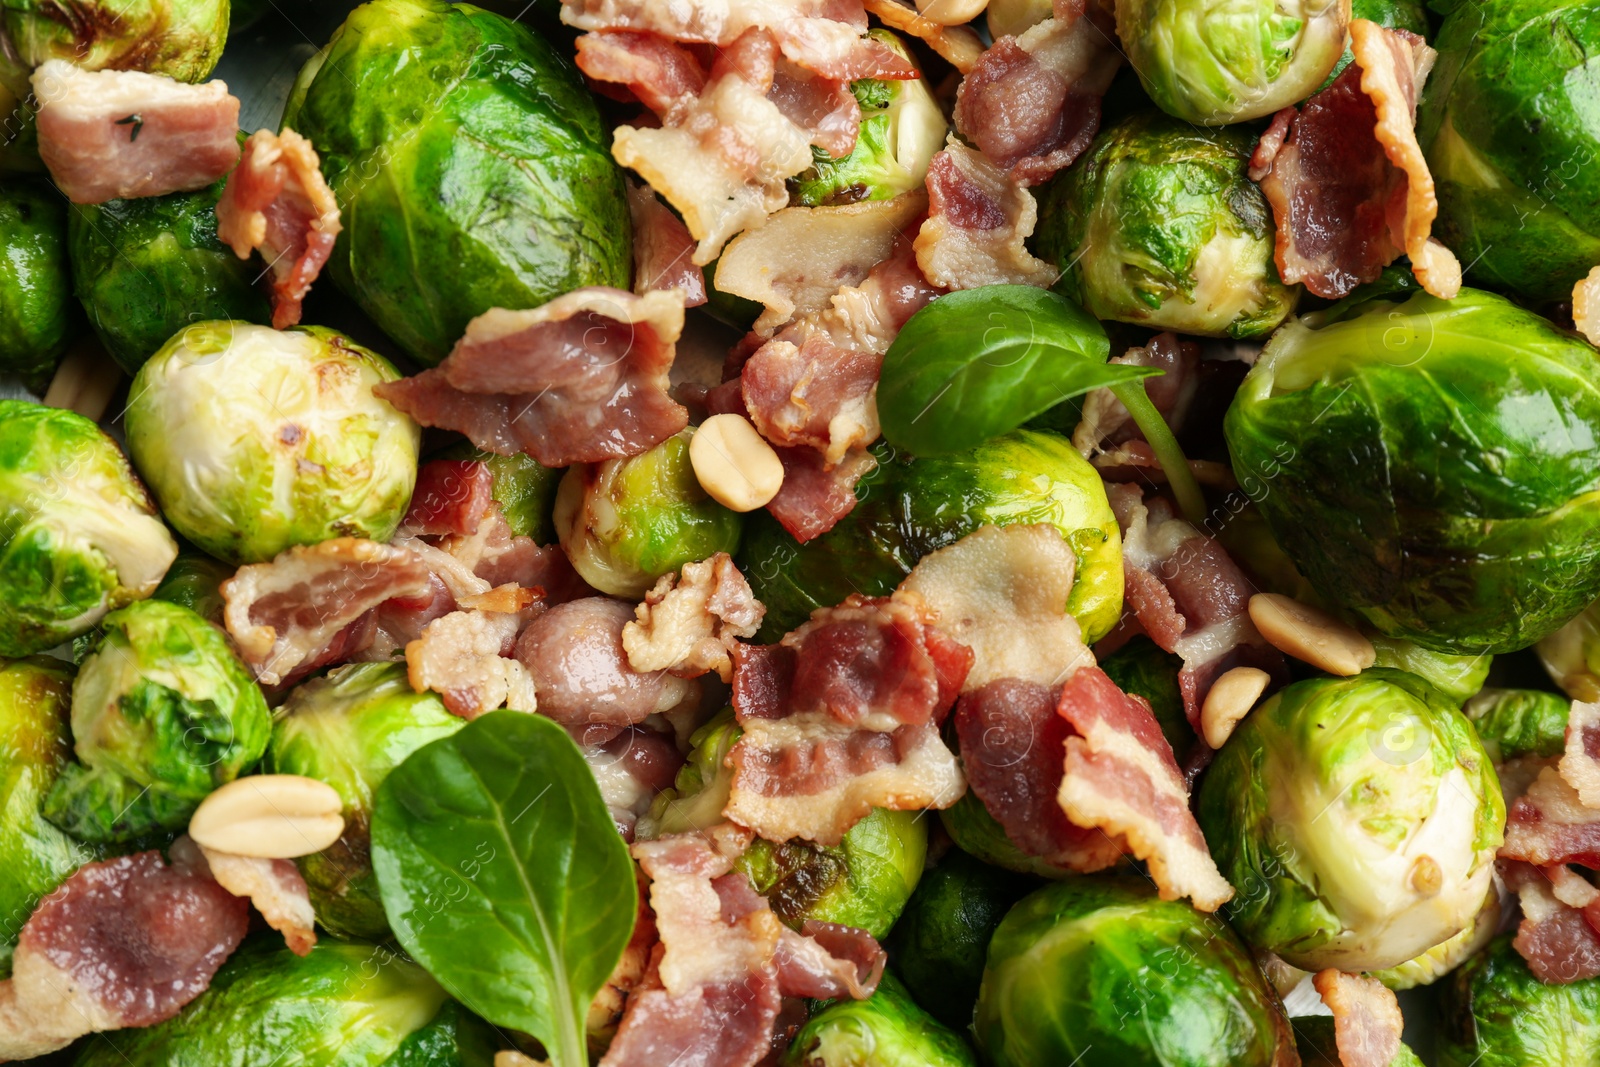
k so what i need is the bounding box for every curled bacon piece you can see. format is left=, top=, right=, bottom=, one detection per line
left=1502, top=859, right=1600, bottom=984
left=623, top=553, right=765, bottom=683
left=178, top=838, right=317, bottom=957
left=629, top=182, right=707, bottom=306
left=375, top=287, right=689, bottom=467
left=1576, top=267, right=1600, bottom=348
left=764, top=444, right=878, bottom=543
left=215, top=128, right=342, bottom=329
left=1502, top=762, right=1600, bottom=870
left=407, top=608, right=538, bottom=719
left=915, top=139, right=1057, bottom=291
left=1312, top=970, right=1405, bottom=1067
left=31, top=61, right=241, bottom=204
left=400, top=459, right=497, bottom=539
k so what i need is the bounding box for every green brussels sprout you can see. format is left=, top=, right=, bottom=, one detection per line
left=641, top=707, right=741, bottom=839
left=267, top=662, right=466, bottom=940
left=74, top=937, right=461, bottom=1067
left=43, top=599, right=271, bottom=843
left=1036, top=112, right=1296, bottom=340
left=1369, top=880, right=1502, bottom=989
left=1099, top=635, right=1192, bottom=754
left=938, top=791, right=1076, bottom=879
left=0, top=657, right=94, bottom=978
left=281, top=0, right=631, bottom=365
left=790, top=31, right=946, bottom=207
left=554, top=428, right=743, bottom=599
left=1463, top=688, right=1571, bottom=764
left=885, top=848, right=1038, bottom=1030
left=741, top=431, right=1124, bottom=644
left=1418, top=0, right=1600, bottom=304
left=151, top=547, right=234, bottom=626
left=0, top=400, right=177, bottom=657
left=1114, top=0, right=1349, bottom=124
left=0, top=179, right=76, bottom=392
left=1319, top=0, right=1429, bottom=90
left=1196, top=669, right=1504, bottom=972
left=0, top=52, right=34, bottom=174
left=1225, top=286, right=1600, bottom=654
left=1369, top=635, right=1489, bottom=706
left=1437, top=935, right=1600, bottom=1067
left=975, top=878, right=1296, bottom=1067
left=1537, top=598, right=1600, bottom=702
left=434, top=442, right=562, bottom=543
left=782, top=971, right=979, bottom=1067
left=125, top=321, right=421, bottom=566
left=1295, top=1015, right=1423, bottom=1066
left=3, top=0, right=228, bottom=81
left=68, top=180, right=272, bottom=374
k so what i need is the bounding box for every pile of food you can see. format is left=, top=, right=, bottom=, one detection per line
left=2, top=0, right=1599, bottom=1063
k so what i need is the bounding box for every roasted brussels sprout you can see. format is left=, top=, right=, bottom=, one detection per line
left=1369, top=635, right=1489, bottom=706
left=1100, top=635, right=1192, bottom=754
left=886, top=848, right=1038, bottom=1029
left=125, top=321, right=420, bottom=566
left=1295, top=1015, right=1423, bottom=1066
left=1537, top=598, right=1600, bottom=701
left=0, top=400, right=177, bottom=657
left=641, top=708, right=741, bottom=840
left=741, top=431, right=1124, bottom=643
left=151, top=548, right=234, bottom=626
left=1197, top=669, right=1504, bottom=972
left=267, top=662, right=467, bottom=940
left=3, top=0, right=228, bottom=80
left=938, top=791, right=1076, bottom=879
left=782, top=971, right=979, bottom=1067
left=1115, top=0, right=1350, bottom=124
left=790, top=31, right=945, bottom=207
left=554, top=428, right=743, bottom=599
left=0, top=179, right=76, bottom=391
left=1419, top=0, right=1600, bottom=304
left=1036, top=112, right=1295, bottom=340
left=1439, top=934, right=1600, bottom=1067
left=974, top=878, right=1296, bottom=1067
left=1369, top=881, right=1502, bottom=989
left=281, top=0, right=631, bottom=365
left=1463, top=688, right=1571, bottom=764
left=1226, top=287, right=1600, bottom=653
left=43, top=599, right=271, bottom=843
left=68, top=181, right=272, bottom=374
left=435, top=441, right=562, bottom=543
left=74, top=937, right=469, bottom=1067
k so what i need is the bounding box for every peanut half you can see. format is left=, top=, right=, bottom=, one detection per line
left=1248, top=593, right=1376, bottom=677
left=188, top=774, right=345, bottom=859
left=1200, top=666, right=1271, bottom=750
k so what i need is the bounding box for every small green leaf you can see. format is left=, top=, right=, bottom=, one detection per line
left=878, top=285, right=1158, bottom=456
left=370, top=711, right=637, bottom=1067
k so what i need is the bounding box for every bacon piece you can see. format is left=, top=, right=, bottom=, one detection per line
left=1561, top=701, right=1600, bottom=809
left=1502, top=860, right=1600, bottom=984
left=1312, top=970, right=1404, bottom=1067
left=400, top=460, right=496, bottom=538
left=629, top=182, right=707, bottom=306
left=374, top=288, right=688, bottom=467
left=774, top=921, right=886, bottom=1000
left=622, top=553, right=765, bottom=683
left=1576, top=267, right=1600, bottom=348
left=769, top=61, right=862, bottom=160
left=31, top=61, right=241, bottom=205
left=0, top=851, right=249, bottom=1060
left=765, top=445, right=877, bottom=543
left=1251, top=21, right=1460, bottom=300
left=1502, top=763, right=1600, bottom=869
left=915, top=139, right=1057, bottom=290
left=214, top=128, right=342, bottom=329
left=222, top=538, right=432, bottom=687
left=953, top=0, right=1120, bottom=186
left=406, top=609, right=538, bottom=719
left=576, top=32, right=707, bottom=121
left=184, top=840, right=317, bottom=957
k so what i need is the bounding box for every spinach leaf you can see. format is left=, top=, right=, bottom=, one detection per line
left=877, top=285, right=1157, bottom=456
left=370, top=711, right=636, bottom=1067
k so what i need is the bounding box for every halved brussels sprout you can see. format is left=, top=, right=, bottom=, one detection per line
left=1099, top=635, right=1192, bottom=754
left=0, top=179, right=76, bottom=392
left=1369, top=635, right=1489, bottom=706
left=1295, top=1015, right=1423, bottom=1066
left=281, top=0, right=631, bottom=365
left=741, top=431, right=1124, bottom=643
left=1437, top=935, right=1600, bottom=1067
left=3, top=0, right=228, bottom=81
left=1037, top=111, right=1296, bottom=340
left=1463, top=688, right=1571, bottom=764
left=434, top=441, right=563, bottom=543
left=783, top=971, right=979, bottom=1067
left=69, top=180, right=272, bottom=375
left=0, top=400, right=177, bottom=657
left=1226, top=287, right=1600, bottom=653
left=1197, top=669, right=1504, bottom=972
left=125, top=322, right=421, bottom=566
left=555, top=428, right=743, bottom=599
left=1115, top=0, right=1349, bottom=124
left=42, top=599, right=271, bottom=843
left=1369, top=881, right=1501, bottom=989
left=975, top=878, right=1296, bottom=1067
left=790, top=31, right=946, bottom=207
left=1537, top=599, right=1600, bottom=701
left=267, top=662, right=466, bottom=940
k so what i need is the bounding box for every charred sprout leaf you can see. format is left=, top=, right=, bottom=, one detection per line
left=1437, top=935, right=1600, bottom=1067
left=3, top=0, right=229, bottom=82
left=782, top=971, right=979, bottom=1067
left=1295, top=1015, right=1423, bottom=1066
left=1463, top=688, right=1571, bottom=764
left=0, top=178, right=77, bottom=392
left=371, top=710, right=638, bottom=1067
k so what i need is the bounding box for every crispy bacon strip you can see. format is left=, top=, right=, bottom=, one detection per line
left=400, top=460, right=496, bottom=538
left=31, top=61, right=241, bottom=204
left=1501, top=860, right=1600, bottom=984
left=1312, top=970, right=1404, bottom=1067
left=1562, top=701, right=1600, bottom=809
left=764, top=445, right=877, bottom=543
left=182, top=839, right=317, bottom=957
left=861, top=0, right=985, bottom=72
left=215, top=128, right=342, bottom=329
left=406, top=608, right=538, bottom=719
left=622, top=553, right=765, bottom=683
left=629, top=181, right=707, bottom=306
left=375, top=288, right=688, bottom=467
left=915, top=139, right=1057, bottom=290
left=1502, top=762, right=1600, bottom=870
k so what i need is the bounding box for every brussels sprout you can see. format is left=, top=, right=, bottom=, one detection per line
left=75, top=937, right=462, bottom=1067
left=1439, top=935, right=1600, bottom=1067
left=0, top=179, right=76, bottom=392
left=434, top=441, right=562, bottom=543
left=68, top=180, right=272, bottom=374
left=974, top=878, right=1296, bottom=1067
left=1537, top=598, right=1600, bottom=701
left=267, top=662, right=466, bottom=940
left=0, top=400, right=177, bottom=657
left=1369, top=635, right=1489, bottom=706
left=151, top=547, right=234, bottom=626
left=1100, top=635, right=1192, bottom=754
left=782, top=971, right=979, bottom=1067
left=1115, top=0, right=1349, bottom=124
left=554, top=428, right=743, bottom=599
left=938, top=791, right=1076, bottom=879
left=0, top=52, right=34, bottom=173
left=741, top=431, right=1124, bottom=644
left=43, top=599, right=270, bottom=843
left=3, top=0, right=228, bottom=81
left=790, top=31, right=946, bottom=207
left=1225, top=287, right=1600, bottom=654
left=1419, top=0, right=1600, bottom=304
left=125, top=321, right=421, bottom=566
left=1295, top=1015, right=1423, bottom=1066
left=281, top=0, right=631, bottom=365
left=0, top=657, right=93, bottom=977
left=1196, top=669, right=1504, bottom=972
left=1036, top=112, right=1296, bottom=340
left=1368, top=881, right=1501, bottom=989
left=1319, top=0, right=1429, bottom=89
left=885, top=848, right=1038, bottom=1030
left=1463, top=688, right=1571, bottom=764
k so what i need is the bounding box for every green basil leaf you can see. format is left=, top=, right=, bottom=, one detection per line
left=878, top=285, right=1158, bottom=456
left=370, top=711, right=637, bottom=1067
